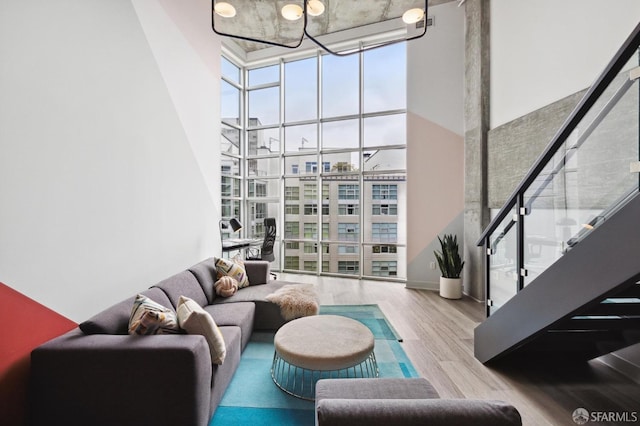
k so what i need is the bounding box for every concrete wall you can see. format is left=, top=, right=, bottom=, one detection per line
left=0, top=0, right=222, bottom=322
left=490, top=0, right=640, bottom=128
left=406, top=2, right=465, bottom=290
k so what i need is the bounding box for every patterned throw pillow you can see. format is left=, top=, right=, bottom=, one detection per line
left=128, top=294, right=180, bottom=335
left=214, top=257, right=249, bottom=288
left=176, top=296, right=226, bottom=364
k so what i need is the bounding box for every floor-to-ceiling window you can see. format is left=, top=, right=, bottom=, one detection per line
left=223, top=43, right=407, bottom=280
left=220, top=57, right=243, bottom=241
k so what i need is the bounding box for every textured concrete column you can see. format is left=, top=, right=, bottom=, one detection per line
left=463, top=0, right=490, bottom=301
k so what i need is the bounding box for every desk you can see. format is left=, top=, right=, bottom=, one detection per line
left=222, top=238, right=262, bottom=253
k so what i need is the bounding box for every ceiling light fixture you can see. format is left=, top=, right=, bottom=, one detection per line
left=214, top=1, right=236, bottom=18
left=307, top=0, right=325, bottom=17
left=212, top=0, right=427, bottom=56
left=402, top=8, right=424, bottom=24
left=281, top=4, right=304, bottom=21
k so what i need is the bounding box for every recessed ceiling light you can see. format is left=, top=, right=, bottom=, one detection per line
left=282, top=4, right=304, bottom=21
left=307, top=0, right=325, bottom=17
left=402, top=8, right=424, bottom=24
left=214, top=2, right=236, bottom=18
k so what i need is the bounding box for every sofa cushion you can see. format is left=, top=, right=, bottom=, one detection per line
left=177, top=296, right=226, bottom=364
left=152, top=270, right=208, bottom=309
left=205, top=302, right=255, bottom=351
left=210, top=326, right=242, bottom=416
left=188, top=258, right=218, bottom=304
left=243, top=260, right=270, bottom=285
left=214, top=257, right=249, bottom=288
left=79, top=287, right=172, bottom=335
left=128, top=294, right=181, bottom=335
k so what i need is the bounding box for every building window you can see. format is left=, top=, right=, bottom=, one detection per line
left=372, top=261, right=397, bottom=277
left=338, top=223, right=359, bottom=241
left=304, top=184, right=317, bottom=199
left=338, top=245, right=359, bottom=254
left=285, top=186, right=299, bottom=200
left=372, top=245, right=397, bottom=254
left=339, top=204, right=359, bottom=215
left=304, top=261, right=318, bottom=271
left=285, top=222, right=299, bottom=238
left=305, top=162, right=318, bottom=173
left=285, top=204, right=299, bottom=214
left=322, top=223, right=329, bottom=239
left=291, top=164, right=299, bottom=174
left=304, top=223, right=317, bottom=239
left=338, top=184, right=359, bottom=200
left=285, top=257, right=299, bottom=269
left=322, top=261, right=330, bottom=272
left=372, top=203, right=397, bottom=215
left=338, top=261, right=359, bottom=274
left=304, top=243, right=318, bottom=253
left=286, top=241, right=299, bottom=249
left=304, top=204, right=318, bottom=215
left=371, top=223, right=397, bottom=242
left=323, top=162, right=331, bottom=172
left=372, top=184, right=397, bottom=200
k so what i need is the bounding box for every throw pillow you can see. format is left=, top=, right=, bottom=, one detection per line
left=214, top=257, right=249, bottom=288
left=128, top=294, right=180, bottom=335
left=215, top=276, right=239, bottom=297
left=177, top=296, right=226, bottom=364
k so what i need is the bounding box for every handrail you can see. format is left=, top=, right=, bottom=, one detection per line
left=522, top=75, right=637, bottom=212
left=477, top=22, right=640, bottom=246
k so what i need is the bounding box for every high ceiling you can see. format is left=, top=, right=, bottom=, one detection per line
left=215, top=0, right=458, bottom=55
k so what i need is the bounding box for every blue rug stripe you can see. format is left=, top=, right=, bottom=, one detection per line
left=213, top=407, right=315, bottom=426
left=318, top=304, right=402, bottom=340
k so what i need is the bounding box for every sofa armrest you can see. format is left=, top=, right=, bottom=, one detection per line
left=29, top=329, right=212, bottom=426
left=316, top=399, right=522, bottom=426
left=245, top=260, right=270, bottom=285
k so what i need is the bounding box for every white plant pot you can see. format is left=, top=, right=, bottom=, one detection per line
left=439, top=277, right=462, bottom=299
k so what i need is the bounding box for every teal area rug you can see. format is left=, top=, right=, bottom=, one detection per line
left=210, top=304, right=418, bottom=426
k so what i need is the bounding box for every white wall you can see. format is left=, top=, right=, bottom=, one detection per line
left=0, top=0, right=222, bottom=322
left=406, top=2, right=465, bottom=290
left=491, top=0, right=640, bottom=128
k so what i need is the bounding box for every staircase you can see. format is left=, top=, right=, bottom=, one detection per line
left=474, top=22, right=640, bottom=364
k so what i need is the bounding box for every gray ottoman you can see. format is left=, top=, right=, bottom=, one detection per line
left=271, top=315, right=379, bottom=400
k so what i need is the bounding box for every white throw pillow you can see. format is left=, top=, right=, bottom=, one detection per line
left=177, top=296, right=226, bottom=364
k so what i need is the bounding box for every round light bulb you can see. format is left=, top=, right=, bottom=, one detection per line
left=307, top=0, right=325, bottom=17
left=282, top=4, right=304, bottom=21
left=402, top=8, right=424, bottom=24
left=214, top=2, right=236, bottom=18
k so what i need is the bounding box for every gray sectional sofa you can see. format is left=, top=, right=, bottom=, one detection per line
left=29, top=258, right=296, bottom=426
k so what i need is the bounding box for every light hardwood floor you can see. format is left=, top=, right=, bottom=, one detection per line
left=279, top=272, right=640, bottom=426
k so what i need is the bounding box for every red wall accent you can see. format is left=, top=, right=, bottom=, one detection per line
left=0, top=282, right=76, bottom=426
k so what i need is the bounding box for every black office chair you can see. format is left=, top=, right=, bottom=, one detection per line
left=247, top=217, right=277, bottom=278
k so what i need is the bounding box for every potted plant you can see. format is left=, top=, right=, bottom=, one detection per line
left=434, top=234, right=465, bottom=299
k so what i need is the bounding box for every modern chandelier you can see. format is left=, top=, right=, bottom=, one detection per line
left=212, top=0, right=428, bottom=56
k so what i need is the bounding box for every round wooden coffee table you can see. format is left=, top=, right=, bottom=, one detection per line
left=271, top=315, right=379, bottom=400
